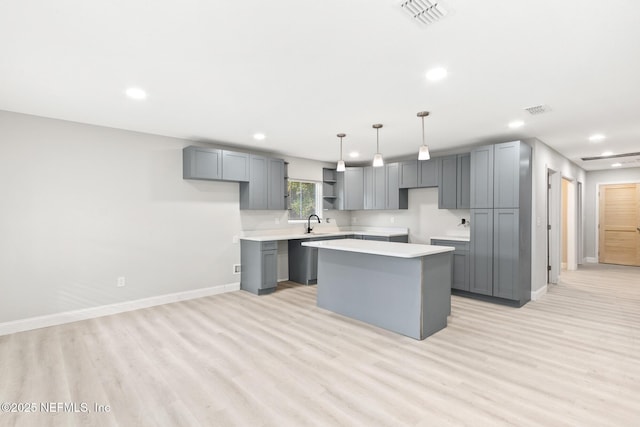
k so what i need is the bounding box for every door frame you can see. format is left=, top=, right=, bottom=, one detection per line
left=547, top=168, right=560, bottom=284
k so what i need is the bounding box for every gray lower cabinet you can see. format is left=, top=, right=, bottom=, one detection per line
left=362, top=235, right=409, bottom=243
left=431, top=239, right=470, bottom=291
left=418, top=158, right=440, bottom=187
left=222, top=150, right=249, bottom=181
left=493, top=208, right=520, bottom=300
left=289, top=236, right=346, bottom=284
left=183, top=146, right=222, bottom=180
left=240, top=240, right=278, bottom=295
left=470, top=209, right=494, bottom=296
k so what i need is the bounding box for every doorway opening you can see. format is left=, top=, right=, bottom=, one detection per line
left=547, top=169, right=559, bottom=284
left=561, top=178, right=577, bottom=271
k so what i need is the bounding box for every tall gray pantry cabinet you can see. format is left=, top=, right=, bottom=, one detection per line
left=469, top=141, right=532, bottom=306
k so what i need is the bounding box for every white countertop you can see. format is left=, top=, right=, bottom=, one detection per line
left=302, top=239, right=454, bottom=258
left=240, top=229, right=408, bottom=242
left=430, top=236, right=471, bottom=242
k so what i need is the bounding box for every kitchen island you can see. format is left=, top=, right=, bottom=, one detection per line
left=301, top=239, right=454, bottom=340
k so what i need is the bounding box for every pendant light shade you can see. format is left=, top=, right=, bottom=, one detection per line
left=372, top=124, right=384, bottom=167
left=336, top=133, right=346, bottom=172
left=417, top=111, right=431, bottom=160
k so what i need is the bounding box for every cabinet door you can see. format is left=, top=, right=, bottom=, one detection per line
left=494, top=141, right=520, bottom=208
left=452, top=252, right=469, bottom=291
left=261, top=249, right=278, bottom=290
left=222, top=150, right=250, bottom=181
left=373, top=166, right=386, bottom=210
left=470, top=145, right=494, bottom=208
left=470, top=209, right=493, bottom=295
left=386, top=163, right=400, bottom=209
left=363, top=166, right=374, bottom=210
left=438, top=155, right=458, bottom=209
left=493, top=209, right=519, bottom=300
left=183, top=146, right=222, bottom=180
left=457, top=153, right=471, bottom=209
left=399, top=160, right=418, bottom=188
left=418, top=158, right=440, bottom=188
left=249, top=155, right=268, bottom=209
left=343, top=168, right=364, bottom=210
left=267, top=158, right=285, bottom=210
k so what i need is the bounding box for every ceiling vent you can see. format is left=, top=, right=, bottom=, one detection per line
left=524, top=104, right=551, bottom=115
left=581, top=152, right=640, bottom=161
left=400, top=1, right=448, bottom=26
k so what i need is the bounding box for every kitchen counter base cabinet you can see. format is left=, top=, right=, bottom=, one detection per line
left=240, top=240, right=278, bottom=295
left=431, top=239, right=470, bottom=291
left=288, top=235, right=346, bottom=285
left=315, top=248, right=452, bottom=340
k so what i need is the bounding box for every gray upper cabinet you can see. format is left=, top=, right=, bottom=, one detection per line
left=373, top=166, right=386, bottom=210
left=438, top=153, right=471, bottom=210
left=240, top=155, right=268, bottom=209
left=183, top=146, right=222, bottom=180
left=363, top=167, right=374, bottom=210
left=338, top=167, right=364, bottom=211
left=418, top=158, right=440, bottom=188
left=386, top=163, right=408, bottom=209
left=438, top=156, right=458, bottom=209
left=470, top=145, right=494, bottom=208
left=222, top=150, right=249, bottom=182
left=399, top=160, right=418, bottom=188
left=267, top=158, right=285, bottom=210
left=494, top=141, right=521, bottom=208
left=457, top=153, right=471, bottom=209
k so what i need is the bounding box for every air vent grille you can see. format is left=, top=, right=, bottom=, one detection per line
left=400, top=0, right=448, bottom=26
left=581, top=152, right=640, bottom=161
left=524, top=104, right=551, bottom=115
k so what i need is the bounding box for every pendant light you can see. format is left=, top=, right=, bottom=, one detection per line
left=336, top=133, right=346, bottom=172
left=417, top=111, right=431, bottom=160
left=372, top=124, right=384, bottom=167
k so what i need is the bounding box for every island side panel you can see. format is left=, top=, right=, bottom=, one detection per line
left=316, top=249, right=423, bottom=339
left=421, top=252, right=453, bottom=338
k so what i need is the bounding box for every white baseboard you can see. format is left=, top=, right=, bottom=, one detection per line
left=531, top=285, right=548, bottom=301
left=585, top=257, right=598, bottom=263
left=0, top=282, right=240, bottom=337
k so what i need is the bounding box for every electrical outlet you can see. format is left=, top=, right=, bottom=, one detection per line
left=233, top=264, right=241, bottom=274
left=352, top=217, right=358, bottom=224
left=232, top=235, right=239, bottom=244
left=390, top=216, right=395, bottom=224
left=117, top=277, right=126, bottom=287
left=275, top=217, right=280, bottom=224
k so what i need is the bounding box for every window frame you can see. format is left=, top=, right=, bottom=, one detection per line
left=287, top=179, right=323, bottom=223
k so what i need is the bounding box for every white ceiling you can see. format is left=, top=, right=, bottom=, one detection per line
left=1, top=0, right=639, bottom=171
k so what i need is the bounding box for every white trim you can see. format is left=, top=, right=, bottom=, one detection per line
left=531, top=284, right=548, bottom=301
left=585, top=257, right=598, bottom=263
left=0, top=282, right=240, bottom=337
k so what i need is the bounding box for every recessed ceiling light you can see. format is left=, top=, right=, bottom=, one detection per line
left=508, top=120, right=525, bottom=129
left=425, top=67, right=448, bottom=82
left=601, top=151, right=613, bottom=157
left=253, top=133, right=266, bottom=141
left=125, top=87, right=147, bottom=100
left=611, top=162, right=622, bottom=167
left=589, top=134, right=606, bottom=142
left=349, top=151, right=359, bottom=158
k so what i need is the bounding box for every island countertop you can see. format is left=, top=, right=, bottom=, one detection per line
left=302, top=239, right=454, bottom=259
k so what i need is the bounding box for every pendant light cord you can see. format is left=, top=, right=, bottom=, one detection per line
left=376, top=128, right=380, bottom=152
left=422, top=116, right=425, bottom=145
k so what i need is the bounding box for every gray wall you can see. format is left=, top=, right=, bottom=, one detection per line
left=0, top=110, right=347, bottom=323
left=528, top=138, right=586, bottom=294
left=584, top=167, right=640, bottom=260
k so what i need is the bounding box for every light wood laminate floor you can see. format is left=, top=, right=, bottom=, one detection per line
left=1, top=263, right=639, bottom=426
